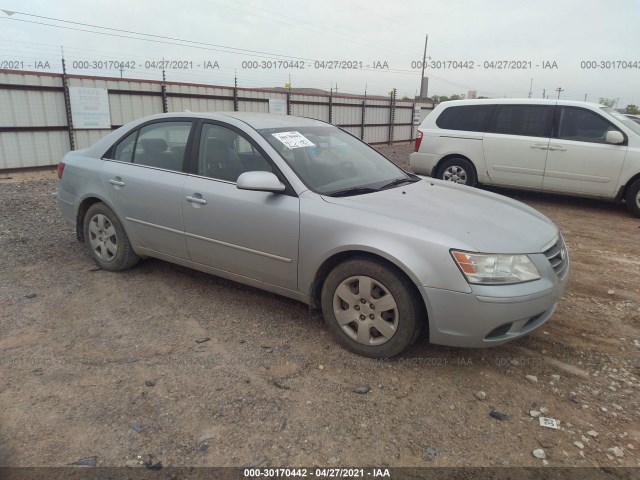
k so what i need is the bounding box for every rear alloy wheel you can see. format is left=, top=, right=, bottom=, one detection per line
left=321, top=258, right=424, bottom=358
left=625, top=178, right=640, bottom=218
left=83, top=202, right=139, bottom=271
left=438, top=157, right=477, bottom=187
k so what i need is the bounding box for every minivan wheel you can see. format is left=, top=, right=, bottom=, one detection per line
left=83, top=202, right=139, bottom=271
left=320, top=258, right=424, bottom=358
left=625, top=178, right=640, bottom=218
left=438, top=157, right=477, bottom=187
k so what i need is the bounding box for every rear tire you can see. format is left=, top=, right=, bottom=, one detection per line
left=625, top=178, right=640, bottom=218
left=83, top=202, right=139, bottom=271
left=321, top=257, right=424, bottom=358
left=437, top=157, right=477, bottom=187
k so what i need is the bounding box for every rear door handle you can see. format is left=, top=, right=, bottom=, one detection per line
left=530, top=144, right=549, bottom=150
left=109, top=178, right=125, bottom=187
left=186, top=195, right=207, bottom=205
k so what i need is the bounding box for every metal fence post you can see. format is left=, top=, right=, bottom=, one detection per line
left=61, top=57, right=75, bottom=151
left=233, top=74, right=239, bottom=112
left=328, top=90, right=333, bottom=124
left=161, top=69, right=168, bottom=113
left=388, top=88, right=396, bottom=145
left=287, top=89, right=291, bottom=115
left=360, top=98, right=366, bottom=141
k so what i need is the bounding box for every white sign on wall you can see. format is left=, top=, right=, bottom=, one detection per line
left=69, top=87, right=111, bottom=129
left=269, top=98, right=287, bottom=115
left=413, top=105, right=422, bottom=124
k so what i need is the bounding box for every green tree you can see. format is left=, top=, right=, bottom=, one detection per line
left=625, top=104, right=639, bottom=114
left=598, top=97, right=616, bottom=108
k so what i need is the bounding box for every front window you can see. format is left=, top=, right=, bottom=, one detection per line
left=258, top=126, right=417, bottom=196
left=601, top=107, right=640, bottom=136
left=556, top=107, right=621, bottom=143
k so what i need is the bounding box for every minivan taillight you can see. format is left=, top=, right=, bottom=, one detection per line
left=415, top=130, right=423, bottom=152
left=57, top=162, right=65, bottom=179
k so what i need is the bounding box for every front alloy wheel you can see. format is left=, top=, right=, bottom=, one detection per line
left=333, top=275, right=399, bottom=346
left=321, top=257, right=424, bottom=358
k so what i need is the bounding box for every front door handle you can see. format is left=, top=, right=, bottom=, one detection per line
left=109, top=178, right=125, bottom=187
left=548, top=145, right=567, bottom=151
left=186, top=194, right=207, bottom=205
left=530, top=144, right=549, bottom=150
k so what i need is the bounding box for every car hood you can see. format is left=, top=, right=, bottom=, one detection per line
left=321, top=179, right=558, bottom=253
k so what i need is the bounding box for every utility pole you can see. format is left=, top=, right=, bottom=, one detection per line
left=119, top=65, right=124, bottom=78
left=584, top=94, right=587, bottom=101
left=542, top=89, right=546, bottom=99
left=555, top=87, right=564, bottom=99
left=419, top=34, right=428, bottom=100
left=528, top=79, right=533, bottom=98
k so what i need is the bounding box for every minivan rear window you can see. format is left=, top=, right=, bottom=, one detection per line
left=435, top=105, right=494, bottom=132
left=488, top=105, right=553, bottom=138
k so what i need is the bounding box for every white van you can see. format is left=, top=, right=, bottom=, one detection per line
left=410, top=99, right=640, bottom=217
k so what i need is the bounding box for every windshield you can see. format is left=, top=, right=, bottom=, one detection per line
left=601, top=107, right=640, bottom=136
left=258, top=125, right=417, bottom=195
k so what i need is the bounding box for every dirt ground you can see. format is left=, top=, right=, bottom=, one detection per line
left=0, top=143, right=638, bottom=469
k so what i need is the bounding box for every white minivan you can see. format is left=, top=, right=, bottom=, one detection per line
left=410, top=99, right=640, bottom=217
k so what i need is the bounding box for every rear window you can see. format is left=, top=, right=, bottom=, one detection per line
left=435, top=105, right=494, bottom=132
left=488, top=105, right=552, bottom=137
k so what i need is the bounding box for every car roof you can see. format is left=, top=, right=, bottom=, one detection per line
left=435, top=98, right=607, bottom=108
left=132, top=111, right=331, bottom=129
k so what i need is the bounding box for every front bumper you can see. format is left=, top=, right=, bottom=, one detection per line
left=420, top=253, right=569, bottom=348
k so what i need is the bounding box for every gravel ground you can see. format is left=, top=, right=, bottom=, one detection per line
left=0, top=143, right=639, bottom=468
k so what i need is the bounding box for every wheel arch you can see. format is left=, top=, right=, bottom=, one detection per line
left=433, top=153, right=477, bottom=179
left=309, top=249, right=428, bottom=326
left=76, top=195, right=118, bottom=242
left=619, top=172, right=640, bottom=203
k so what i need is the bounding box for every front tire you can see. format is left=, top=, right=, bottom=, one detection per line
left=625, top=178, right=640, bottom=218
left=321, top=257, right=424, bottom=358
left=437, top=157, right=477, bottom=187
left=83, top=202, right=139, bottom=271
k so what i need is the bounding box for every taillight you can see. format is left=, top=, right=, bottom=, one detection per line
left=415, top=130, right=423, bottom=152
left=57, top=162, right=65, bottom=179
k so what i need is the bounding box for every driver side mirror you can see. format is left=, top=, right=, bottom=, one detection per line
left=606, top=130, right=624, bottom=145
left=236, top=171, right=285, bottom=193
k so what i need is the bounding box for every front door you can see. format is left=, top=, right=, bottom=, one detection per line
left=543, top=106, right=627, bottom=198
left=182, top=121, right=300, bottom=290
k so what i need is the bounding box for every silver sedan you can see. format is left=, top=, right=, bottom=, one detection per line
left=57, top=112, right=569, bottom=357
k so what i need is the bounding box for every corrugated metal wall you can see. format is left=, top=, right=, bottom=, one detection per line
left=0, top=70, right=433, bottom=170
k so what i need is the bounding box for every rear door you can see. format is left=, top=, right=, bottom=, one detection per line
left=543, top=106, right=627, bottom=198
left=483, top=104, right=554, bottom=188
left=101, top=120, right=194, bottom=259
left=182, top=121, right=300, bottom=290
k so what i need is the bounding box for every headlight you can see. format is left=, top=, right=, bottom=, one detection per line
left=451, top=251, right=541, bottom=284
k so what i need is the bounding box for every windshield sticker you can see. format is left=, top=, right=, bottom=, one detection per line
left=271, top=131, right=315, bottom=149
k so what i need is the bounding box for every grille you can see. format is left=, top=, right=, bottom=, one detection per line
left=544, top=235, right=569, bottom=280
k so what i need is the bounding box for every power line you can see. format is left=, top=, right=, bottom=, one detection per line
left=196, top=0, right=419, bottom=59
